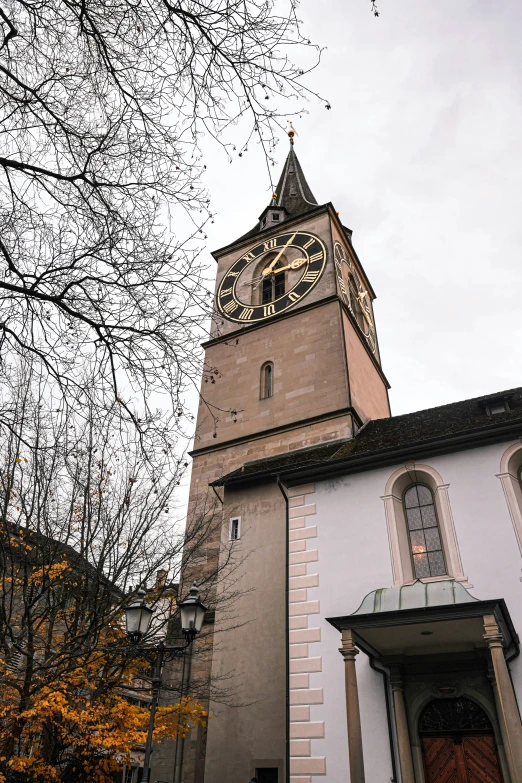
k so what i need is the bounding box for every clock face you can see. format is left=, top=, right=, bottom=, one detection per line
left=333, top=241, right=376, bottom=353
left=216, top=230, right=327, bottom=324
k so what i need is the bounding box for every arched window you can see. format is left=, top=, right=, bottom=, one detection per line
left=498, top=442, right=522, bottom=556
left=419, top=698, right=492, bottom=735
left=261, top=362, right=273, bottom=399
left=404, top=484, right=446, bottom=578
left=381, top=464, right=468, bottom=587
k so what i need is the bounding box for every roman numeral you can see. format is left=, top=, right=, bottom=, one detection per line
left=302, top=271, right=319, bottom=283
left=338, top=278, right=347, bottom=293
left=303, top=238, right=314, bottom=249
left=223, top=300, right=238, bottom=314
left=309, top=251, right=324, bottom=263
left=227, top=271, right=241, bottom=278
left=287, top=292, right=300, bottom=303
left=263, top=238, right=277, bottom=251
left=220, top=287, right=233, bottom=297
left=239, top=307, right=254, bottom=320
left=242, top=252, right=256, bottom=261
left=334, top=256, right=342, bottom=270
left=263, top=304, right=275, bottom=317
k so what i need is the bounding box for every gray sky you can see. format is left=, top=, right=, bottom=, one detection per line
left=199, top=0, right=522, bottom=418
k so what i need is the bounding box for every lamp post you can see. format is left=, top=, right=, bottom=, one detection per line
left=125, top=581, right=207, bottom=783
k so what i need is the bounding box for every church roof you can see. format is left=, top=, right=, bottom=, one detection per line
left=234, top=144, right=320, bottom=243
left=353, top=580, right=478, bottom=616
left=213, top=386, right=522, bottom=486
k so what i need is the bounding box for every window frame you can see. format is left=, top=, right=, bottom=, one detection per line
left=381, top=463, right=468, bottom=587
left=260, top=361, right=274, bottom=400
left=498, top=442, right=522, bottom=557
left=229, top=516, right=241, bottom=541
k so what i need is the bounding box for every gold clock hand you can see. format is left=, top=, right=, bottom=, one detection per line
left=262, top=233, right=297, bottom=276
left=289, top=257, right=307, bottom=270
left=357, top=291, right=374, bottom=325
left=267, top=257, right=307, bottom=275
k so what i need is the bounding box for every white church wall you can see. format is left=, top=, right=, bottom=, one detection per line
left=300, top=437, right=522, bottom=781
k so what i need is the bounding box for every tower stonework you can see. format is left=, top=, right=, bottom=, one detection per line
left=181, top=140, right=391, bottom=782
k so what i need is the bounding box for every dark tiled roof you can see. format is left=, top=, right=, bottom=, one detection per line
left=4, top=524, right=122, bottom=594
left=214, top=387, right=522, bottom=486
left=235, top=145, right=319, bottom=243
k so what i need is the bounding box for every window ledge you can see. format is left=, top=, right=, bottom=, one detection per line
left=401, top=574, right=473, bottom=589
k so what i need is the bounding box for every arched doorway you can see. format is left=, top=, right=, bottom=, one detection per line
left=419, top=698, right=504, bottom=782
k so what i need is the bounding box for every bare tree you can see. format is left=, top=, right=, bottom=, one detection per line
left=0, top=366, right=243, bottom=781
left=0, top=0, right=327, bottom=431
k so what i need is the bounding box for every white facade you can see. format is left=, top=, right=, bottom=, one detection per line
left=288, top=437, right=522, bottom=782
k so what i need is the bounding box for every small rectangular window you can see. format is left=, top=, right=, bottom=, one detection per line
left=256, top=769, right=278, bottom=783
left=230, top=517, right=241, bottom=541
left=489, top=401, right=508, bottom=415
left=272, top=213, right=280, bottom=221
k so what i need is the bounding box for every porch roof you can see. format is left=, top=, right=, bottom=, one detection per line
left=353, top=579, right=478, bottom=615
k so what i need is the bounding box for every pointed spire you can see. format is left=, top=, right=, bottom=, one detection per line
left=233, top=132, right=320, bottom=244
left=270, top=132, right=318, bottom=218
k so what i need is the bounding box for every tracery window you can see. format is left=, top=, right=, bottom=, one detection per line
left=419, top=698, right=492, bottom=735
left=404, top=484, right=446, bottom=578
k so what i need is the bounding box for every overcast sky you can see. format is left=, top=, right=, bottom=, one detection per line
left=198, top=0, right=522, bottom=420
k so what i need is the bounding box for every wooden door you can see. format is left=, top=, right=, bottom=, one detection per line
left=422, top=735, right=503, bottom=783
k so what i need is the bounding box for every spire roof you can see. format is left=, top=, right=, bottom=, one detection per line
left=271, top=145, right=318, bottom=217
left=234, top=140, right=320, bottom=243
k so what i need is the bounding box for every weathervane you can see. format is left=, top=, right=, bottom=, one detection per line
left=287, top=120, right=298, bottom=145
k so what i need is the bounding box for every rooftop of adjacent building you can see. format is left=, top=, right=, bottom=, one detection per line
left=213, top=386, right=522, bottom=486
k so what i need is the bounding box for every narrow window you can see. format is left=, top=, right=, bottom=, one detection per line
left=262, top=276, right=272, bottom=304
left=403, top=484, right=446, bottom=579
left=262, top=270, right=285, bottom=303
left=229, top=517, right=240, bottom=541
left=261, top=362, right=273, bottom=399
left=273, top=213, right=280, bottom=221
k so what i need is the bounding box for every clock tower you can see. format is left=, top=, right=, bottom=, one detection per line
left=180, top=133, right=391, bottom=783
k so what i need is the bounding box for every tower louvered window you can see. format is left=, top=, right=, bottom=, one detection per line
left=262, top=271, right=285, bottom=303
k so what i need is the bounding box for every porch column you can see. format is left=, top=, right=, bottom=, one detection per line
left=390, top=671, right=415, bottom=783
left=484, top=614, right=522, bottom=783
left=339, top=629, right=365, bottom=783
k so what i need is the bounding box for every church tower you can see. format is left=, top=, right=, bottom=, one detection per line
left=182, top=133, right=391, bottom=782
left=193, top=133, right=390, bottom=466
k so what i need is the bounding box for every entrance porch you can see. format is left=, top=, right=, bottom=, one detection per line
left=327, top=580, right=521, bottom=783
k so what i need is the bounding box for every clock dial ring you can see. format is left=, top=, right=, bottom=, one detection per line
left=216, top=231, right=327, bottom=324
left=333, top=240, right=377, bottom=354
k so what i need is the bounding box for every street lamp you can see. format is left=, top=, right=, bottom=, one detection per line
left=125, top=581, right=208, bottom=783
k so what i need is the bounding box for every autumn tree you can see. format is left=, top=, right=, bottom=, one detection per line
left=0, top=367, right=240, bottom=782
